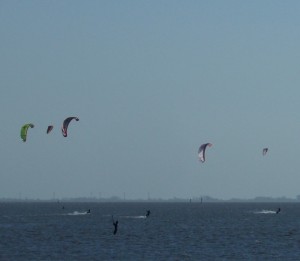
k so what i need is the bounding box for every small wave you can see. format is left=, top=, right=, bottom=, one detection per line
left=254, top=210, right=276, bottom=214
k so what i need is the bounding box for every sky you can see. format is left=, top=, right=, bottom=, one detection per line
left=1, top=0, right=300, bottom=200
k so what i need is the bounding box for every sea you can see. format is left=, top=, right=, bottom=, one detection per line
left=0, top=202, right=300, bottom=261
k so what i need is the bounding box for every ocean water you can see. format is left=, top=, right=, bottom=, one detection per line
left=0, top=202, right=300, bottom=260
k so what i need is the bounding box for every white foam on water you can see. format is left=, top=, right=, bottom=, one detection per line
left=122, top=215, right=147, bottom=219
left=254, top=210, right=276, bottom=214
left=67, top=211, right=89, bottom=216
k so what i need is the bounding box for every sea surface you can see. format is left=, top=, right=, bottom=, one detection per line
left=0, top=202, right=300, bottom=260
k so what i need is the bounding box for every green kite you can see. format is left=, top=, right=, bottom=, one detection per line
left=20, top=123, right=34, bottom=142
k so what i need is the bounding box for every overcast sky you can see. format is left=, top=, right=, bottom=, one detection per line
left=1, top=0, right=300, bottom=200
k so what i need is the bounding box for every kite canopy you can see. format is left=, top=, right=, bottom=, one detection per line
left=262, top=148, right=268, bottom=156
left=198, top=143, right=212, bottom=163
left=47, top=125, right=54, bottom=134
left=61, top=117, right=79, bottom=137
left=20, top=123, right=34, bottom=142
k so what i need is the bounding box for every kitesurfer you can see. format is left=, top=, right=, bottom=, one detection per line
left=86, top=209, right=91, bottom=214
left=113, top=219, right=118, bottom=235
left=276, top=208, right=281, bottom=214
left=146, top=210, right=151, bottom=218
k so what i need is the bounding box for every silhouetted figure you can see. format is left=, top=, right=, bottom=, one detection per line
left=146, top=210, right=151, bottom=218
left=113, top=220, right=118, bottom=235
left=86, top=209, right=91, bottom=214
left=276, top=208, right=281, bottom=214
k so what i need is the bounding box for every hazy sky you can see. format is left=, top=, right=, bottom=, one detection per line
left=1, top=0, right=300, bottom=200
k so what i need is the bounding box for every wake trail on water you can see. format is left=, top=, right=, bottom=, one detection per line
left=121, top=215, right=147, bottom=219
left=66, top=211, right=90, bottom=216
left=253, top=210, right=276, bottom=214
left=102, top=214, right=147, bottom=219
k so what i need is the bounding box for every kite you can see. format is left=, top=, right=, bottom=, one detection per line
left=47, top=125, right=54, bottom=134
left=262, top=148, right=268, bottom=156
left=20, top=123, right=34, bottom=142
left=61, top=117, right=79, bottom=137
left=198, top=143, right=212, bottom=162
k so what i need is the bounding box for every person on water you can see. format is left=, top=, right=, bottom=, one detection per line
left=113, top=220, right=118, bottom=235
left=276, top=208, right=281, bottom=214
left=146, top=210, right=151, bottom=218
left=86, top=209, right=91, bottom=214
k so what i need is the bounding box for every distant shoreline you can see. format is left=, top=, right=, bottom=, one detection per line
left=0, top=196, right=299, bottom=203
